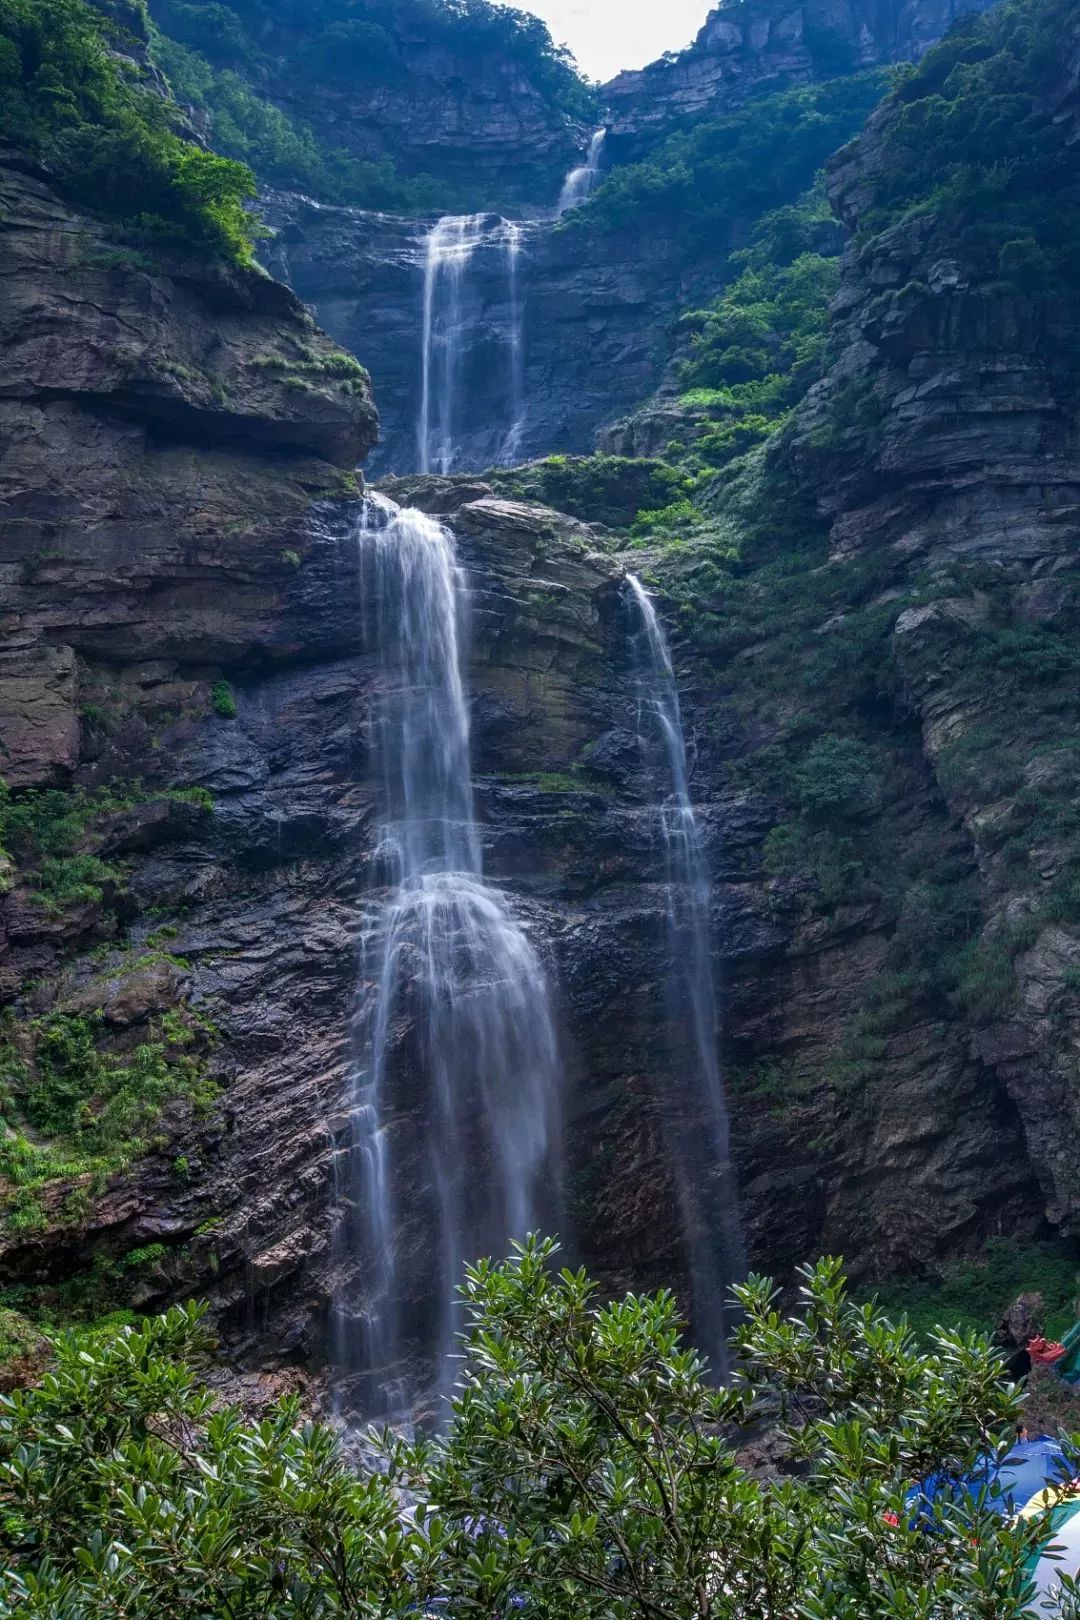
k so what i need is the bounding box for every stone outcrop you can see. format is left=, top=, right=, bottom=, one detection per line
left=603, top=0, right=996, bottom=160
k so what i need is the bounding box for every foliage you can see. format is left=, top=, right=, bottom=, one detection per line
left=576, top=73, right=885, bottom=247
left=0, top=781, right=211, bottom=914
left=153, top=0, right=594, bottom=116
left=864, top=1238, right=1080, bottom=1345
left=149, top=0, right=595, bottom=207
left=152, top=31, right=450, bottom=210
left=856, top=0, right=1080, bottom=289
left=0, top=1243, right=1062, bottom=1618
left=794, top=733, right=880, bottom=819
left=673, top=185, right=842, bottom=471
left=487, top=454, right=689, bottom=532
left=210, top=678, right=236, bottom=718
left=0, top=0, right=257, bottom=261
left=0, top=1007, right=217, bottom=1227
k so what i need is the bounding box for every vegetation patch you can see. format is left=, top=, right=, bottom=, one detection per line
left=862, top=1238, right=1080, bottom=1344
left=488, top=454, right=689, bottom=533
left=0, top=781, right=212, bottom=915
left=0, top=1006, right=218, bottom=1231
left=0, top=0, right=258, bottom=261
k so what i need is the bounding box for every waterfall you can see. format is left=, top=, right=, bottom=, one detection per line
left=417, top=214, right=526, bottom=475
left=336, top=492, right=560, bottom=1417
left=626, top=573, right=745, bottom=1373
left=503, top=221, right=526, bottom=465
left=556, top=128, right=606, bottom=216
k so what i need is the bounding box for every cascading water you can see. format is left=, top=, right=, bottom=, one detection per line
left=626, top=573, right=745, bottom=1373
left=556, top=128, right=606, bottom=216
left=335, top=492, right=560, bottom=1418
left=417, top=214, right=526, bottom=474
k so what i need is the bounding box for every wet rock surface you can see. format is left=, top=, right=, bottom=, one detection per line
left=260, top=197, right=713, bottom=476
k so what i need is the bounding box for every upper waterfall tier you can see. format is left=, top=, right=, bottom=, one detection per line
left=555, top=129, right=607, bottom=217
left=418, top=215, right=524, bottom=476
left=262, top=197, right=692, bottom=474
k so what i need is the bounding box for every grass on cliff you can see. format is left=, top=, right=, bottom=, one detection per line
left=0, top=1006, right=218, bottom=1232
left=0, top=0, right=258, bottom=261
left=863, top=1239, right=1080, bottom=1344
left=0, top=780, right=212, bottom=914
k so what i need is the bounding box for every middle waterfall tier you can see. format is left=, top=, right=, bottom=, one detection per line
left=418, top=214, right=524, bottom=476
left=334, top=493, right=561, bottom=1420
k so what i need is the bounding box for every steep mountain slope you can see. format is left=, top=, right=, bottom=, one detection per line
left=631, top=0, right=1080, bottom=1279
left=148, top=0, right=595, bottom=211
left=4, top=0, right=1080, bottom=1387
left=604, top=0, right=997, bottom=158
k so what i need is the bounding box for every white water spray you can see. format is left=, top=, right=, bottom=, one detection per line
left=626, top=573, right=745, bottom=1371
left=336, top=494, right=560, bottom=1416
left=556, top=128, right=606, bottom=216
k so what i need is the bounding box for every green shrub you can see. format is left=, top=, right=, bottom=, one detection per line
left=488, top=454, right=688, bottom=532
left=578, top=73, right=886, bottom=246
left=0, top=781, right=210, bottom=913
left=862, top=1238, right=1080, bottom=1344
left=0, top=1245, right=1048, bottom=1616
left=794, top=734, right=879, bottom=819
left=859, top=0, right=1080, bottom=292
left=0, top=1008, right=217, bottom=1218
left=0, top=0, right=258, bottom=261
left=210, top=679, right=236, bottom=718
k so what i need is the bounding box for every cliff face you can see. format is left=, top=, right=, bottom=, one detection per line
left=0, top=150, right=381, bottom=1347
left=775, top=34, right=1080, bottom=1237
left=603, top=0, right=995, bottom=159
left=147, top=0, right=592, bottom=209
left=636, top=1, right=1080, bottom=1281
left=0, top=153, right=752, bottom=1364
left=260, top=199, right=708, bottom=476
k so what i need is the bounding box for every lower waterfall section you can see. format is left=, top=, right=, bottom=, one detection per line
left=333, top=494, right=560, bottom=1419
left=626, top=574, right=746, bottom=1373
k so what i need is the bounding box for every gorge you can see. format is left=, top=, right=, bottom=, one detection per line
left=1, top=0, right=1079, bottom=1446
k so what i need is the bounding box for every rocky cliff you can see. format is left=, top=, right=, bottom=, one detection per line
left=0, top=150, right=762, bottom=1369
left=260, top=198, right=709, bottom=476
left=603, top=0, right=996, bottom=159
left=148, top=0, right=593, bottom=210
left=0, top=147, right=381, bottom=1355
left=629, top=0, right=1080, bottom=1284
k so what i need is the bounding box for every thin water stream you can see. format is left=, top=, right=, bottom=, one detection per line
left=626, top=573, right=745, bottom=1371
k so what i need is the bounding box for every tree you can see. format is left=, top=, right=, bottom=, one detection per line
left=0, top=1243, right=1066, bottom=1617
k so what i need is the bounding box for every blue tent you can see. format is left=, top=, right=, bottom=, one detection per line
left=910, top=1438, right=1072, bottom=1524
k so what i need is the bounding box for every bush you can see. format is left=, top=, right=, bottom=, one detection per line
left=0, top=1242, right=1056, bottom=1617
left=578, top=73, right=886, bottom=247
left=488, top=454, right=689, bottom=531
left=210, top=679, right=236, bottom=718
left=858, top=0, right=1080, bottom=292
left=794, top=734, right=880, bottom=819
left=0, top=0, right=258, bottom=262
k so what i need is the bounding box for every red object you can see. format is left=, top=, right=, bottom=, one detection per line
left=882, top=1512, right=900, bottom=1526
left=1029, top=1335, right=1068, bottom=1364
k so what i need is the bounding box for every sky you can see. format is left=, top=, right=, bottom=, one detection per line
left=524, top=0, right=712, bottom=83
